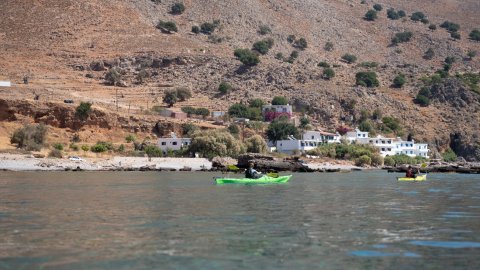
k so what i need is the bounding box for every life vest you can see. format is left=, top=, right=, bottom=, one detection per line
left=245, top=168, right=255, bottom=178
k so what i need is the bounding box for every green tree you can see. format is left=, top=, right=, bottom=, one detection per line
left=272, top=96, right=288, bottom=105
left=384, top=156, right=395, bottom=166
left=245, top=135, right=268, bottom=154
left=323, top=68, right=335, bottom=80
left=392, top=32, right=413, bottom=44
left=156, top=21, right=178, bottom=32
left=228, top=103, right=249, bottom=118
left=359, top=120, right=373, bottom=132
left=443, top=148, right=457, bottom=162
left=341, top=53, right=357, bottom=63
left=299, top=117, right=310, bottom=128
left=176, top=87, right=192, bottom=101
left=469, top=29, right=480, bottom=41
left=355, top=72, right=379, bottom=87
left=200, top=21, right=219, bottom=35
left=249, top=98, right=265, bottom=108
left=294, top=38, right=308, bottom=50
left=387, top=9, right=399, bottom=20
left=415, top=94, right=430, bottom=106
left=393, top=74, right=406, bottom=88
left=218, top=81, right=233, bottom=94
left=81, top=145, right=90, bottom=153
left=171, top=3, right=185, bottom=14
left=189, top=130, right=245, bottom=158
left=373, top=4, right=382, bottom=11
left=163, top=90, right=178, bottom=107
left=364, top=10, right=378, bottom=21
left=75, top=102, right=92, bottom=120
left=191, top=25, right=200, bottom=34
left=234, top=49, right=260, bottom=66
left=10, top=124, right=48, bottom=151
left=253, top=40, right=273, bottom=55
left=228, top=124, right=240, bottom=137
left=266, top=120, right=299, bottom=143
left=411, top=11, right=426, bottom=22
left=440, top=21, right=460, bottom=32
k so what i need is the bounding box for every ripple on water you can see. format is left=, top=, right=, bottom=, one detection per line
left=442, top=211, right=478, bottom=219
left=409, top=241, right=480, bottom=248
left=349, top=250, right=421, bottom=258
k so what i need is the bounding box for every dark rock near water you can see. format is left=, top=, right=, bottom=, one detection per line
left=237, top=153, right=313, bottom=172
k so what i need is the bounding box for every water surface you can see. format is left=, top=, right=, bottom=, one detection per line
left=0, top=171, right=479, bottom=269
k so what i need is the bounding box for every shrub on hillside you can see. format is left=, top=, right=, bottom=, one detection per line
left=440, top=21, right=460, bottom=32
left=364, top=10, right=377, bottom=21
left=272, top=96, right=288, bottom=105
left=53, top=143, right=64, bottom=151
left=373, top=4, right=382, bottom=11
left=392, top=31, right=413, bottom=44
left=393, top=74, right=406, bottom=88
left=75, top=102, right=92, bottom=121
left=249, top=99, right=265, bottom=108
left=359, top=61, right=378, bottom=68
left=200, top=21, right=219, bottom=35
left=429, top=24, right=437, bottom=30
left=10, top=124, right=48, bottom=151
left=105, top=68, right=122, bottom=85
left=397, top=10, right=406, bottom=17
left=191, top=25, right=200, bottom=34
left=287, top=51, right=299, bottom=63
left=323, top=68, right=335, bottom=80
left=451, top=32, right=461, bottom=40
left=176, top=87, right=192, bottom=101
left=324, top=41, right=334, bottom=51
left=424, top=48, right=435, bottom=60
left=294, top=38, right=308, bottom=50
left=387, top=9, right=399, bottom=20
left=234, top=49, right=260, bottom=66
left=410, top=11, right=426, bottom=22
left=126, top=135, right=136, bottom=143
left=163, top=90, right=178, bottom=107
left=469, top=29, right=480, bottom=41
left=355, top=71, right=379, bottom=87
left=228, top=103, right=249, bottom=118
left=218, top=81, right=233, bottom=94
left=341, top=53, right=357, bottom=64
left=318, top=61, right=330, bottom=68
left=258, top=25, right=272, bottom=35
left=415, top=94, right=430, bottom=106
left=253, top=39, right=274, bottom=55
left=170, top=3, right=185, bottom=15
left=156, top=21, right=178, bottom=32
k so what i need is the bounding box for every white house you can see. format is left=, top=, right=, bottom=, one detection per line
left=303, top=130, right=341, bottom=144
left=262, top=104, right=293, bottom=121
left=157, top=132, right=191, bottom=153
left=345, top=128, right=369, bottom=143
left=276, top=136, right=323, bottom=154
left=346, top=129, right=430, bottom=158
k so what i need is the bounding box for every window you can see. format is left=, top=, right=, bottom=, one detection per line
left=388, top=148, right=391, bottom=151
left=184, top=142, right=189, bottom=145
left=382, top=148, right=385, bottom=151
left=172, top=142, right=178, bottom=146
left=282, top=108, right=287, bottom=112
left=312, top=136, right=314, bottom=139
left=161, top=142, right=166, bottom=146
left=301, top=142, right=305, bottom=147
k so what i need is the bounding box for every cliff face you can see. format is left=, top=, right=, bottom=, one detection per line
left=0, top=0, right=479, bottom=159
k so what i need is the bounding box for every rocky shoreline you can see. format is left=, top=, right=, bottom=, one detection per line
left=1, top=153, right=479, bottom=174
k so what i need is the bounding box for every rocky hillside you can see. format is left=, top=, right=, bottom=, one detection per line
left=0, top=0, right=479, bottom=159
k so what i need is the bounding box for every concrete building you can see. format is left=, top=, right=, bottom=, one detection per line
left=262, top=104, right=293, bottom=121
left=157, top=132, right=191, bottom=153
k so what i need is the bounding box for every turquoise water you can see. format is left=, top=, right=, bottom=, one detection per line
left=0, top=171, right=479, bottom=269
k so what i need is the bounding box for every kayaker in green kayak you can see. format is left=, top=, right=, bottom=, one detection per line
left=245, top=162, right=262, bottom=179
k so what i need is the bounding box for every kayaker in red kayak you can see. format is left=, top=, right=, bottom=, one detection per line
left=406, top=166, right=416, bottom=178
left=245, top=162, right=263, bottom=179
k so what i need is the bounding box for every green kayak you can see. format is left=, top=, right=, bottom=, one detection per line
left=215, top=175, right=292, bottom=184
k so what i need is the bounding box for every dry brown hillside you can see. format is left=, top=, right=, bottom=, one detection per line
left=0, top=0, right=479, bottom=159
